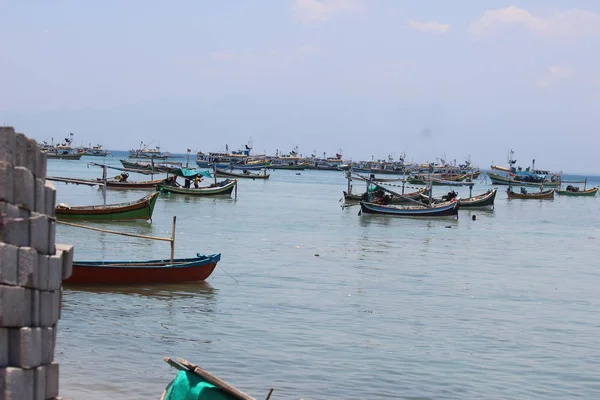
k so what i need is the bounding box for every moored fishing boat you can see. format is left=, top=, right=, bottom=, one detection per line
left=215, top=169, right=269, bottom=180
left=64, top=253, right=221, bottom=285
left=97, top=176, right=173, bottom=190
left=129, top=141, right=171, bottom=159
left=458, top=189, right=497, bottom=208
left=488, top=150, right=561, bottom=187
left=343, top=188, right=426, bottom=203
left=158, top=179, right=237, bottom=196
left=360, top=200, right=459, bottom=218
left=506, top=188, right=555, bottom=200
left=556, top=186, right=598, bottom=196
left=84, top=144, right=110, bottom=156
left=55, top=192, right=159, bottom=221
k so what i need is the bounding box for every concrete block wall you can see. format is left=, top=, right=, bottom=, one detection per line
left=1, top=126, right=72, bottom=400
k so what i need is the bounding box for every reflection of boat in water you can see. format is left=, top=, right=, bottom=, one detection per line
left=64, top=281, right=217, bottom=301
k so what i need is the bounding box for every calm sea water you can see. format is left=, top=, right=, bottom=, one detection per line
left=50, top=153, right=600, bottom=400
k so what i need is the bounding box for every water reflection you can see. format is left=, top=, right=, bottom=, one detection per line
left=64, top=281, right=217, bottom=302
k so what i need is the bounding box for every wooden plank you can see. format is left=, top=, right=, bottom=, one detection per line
left=177, top=357, right=257, bottom=400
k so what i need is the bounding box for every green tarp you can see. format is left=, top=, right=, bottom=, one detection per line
left=171, top=168, right=213, bottom=179
left=165, top=370, right=237, bottom=400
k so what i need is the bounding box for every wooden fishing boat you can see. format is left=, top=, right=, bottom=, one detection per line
left=97, top=177, right=170, bottom=189
left=556, top=186, right=598, bottom=196
left=64, top=253, right=221, bottom=285
left=360, top=200, right=459, bottom=218
left=343, top=188, right=426, bottom=203
left=487, top=171, right=561, bottom=187
left=157, top=179, right=237, bottom=196
left=55, top=192, right=159, bottom=221
left=506, top=188, right=555, bottom=200
left=458, top=189, right=497, bottom=208
left=215, top=169, right=270, bottom=180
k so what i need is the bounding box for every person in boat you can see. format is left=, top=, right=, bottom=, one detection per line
left=193, top=175, right=202, bottom=188
left=442, top=191, right=457, bottom=202
left=117, top=173, right=129, bottom=182
left=184, top=177, right=191, bottom=188
left=243, top=169, right=250, bottom=175
left=520, top=187, right=527, bottom=194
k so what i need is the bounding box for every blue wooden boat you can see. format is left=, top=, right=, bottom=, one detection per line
left=360, top=200, right=459, bottom=218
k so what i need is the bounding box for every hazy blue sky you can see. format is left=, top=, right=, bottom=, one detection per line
left=1, top=1, right=599, bottom=172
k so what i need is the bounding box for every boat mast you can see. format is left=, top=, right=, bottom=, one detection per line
left=102, top=164, right=107, bottom=206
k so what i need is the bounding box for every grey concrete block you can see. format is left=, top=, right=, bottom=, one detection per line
left=44, top=181, right=56, bottom=217
left=48, top=219, right=56, bottom=255
left=0, top=126, right=16, bottom=164
left=34, top=365, right=46, bottom=400
left=39, top=290, right=59, bottom=327
left=17, top=246, right=39, bottom=289
left=0, top=285, right=32, bottom=327
left=38, top=151, right=47, bottom=181
left=26, top=138, right=39, bottom=177
left=0, top=160, right=14, bottom=203
left=37, top=254, right=49, bottom=291
left=35, top=178, right=46, bottom=214
left=41, top=326, right=55, bottom=364
left=8, top=327, right=42, bottom=368
left=46, top=362, right=60, bottom=399
left=2, top=203, right=30, bottom=246
left=0, top=242, right=18, bottom=285
left=13, top=165, right=35, bottom=210
left=14, top=132, right=27, bottom=167
left=30, top=212, right=50, bottom=255
left=4, top=367, right=34, bottom=400
left=55, top=244, right=74, bottom=280
left=47, top=252, right=62, bottom=291
left=0, top=327, right=8, bottom=367
left=31, top=288, right=41, bottom=327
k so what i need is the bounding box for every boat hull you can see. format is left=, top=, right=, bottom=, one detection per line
left=344, top=188, right=425, bottom=204
left=269, top=164, right=307, bottom=170
left=556, top=187, right=598, bottom=196
left=458, top=189, right=497, bottom=208
left=64, top=254, right=221, bottom=285
left=215, top=170, right=269, bottom=179
left=196, top=161, right=268, bottom=170
left=99, top=178, right=168, bottom=189
left=487, top=171, right=560, bottom=187
left=46, top=153, right=83, bottom=160
left=506, top=189, right=555, bottom=199
left=360, top=200, right=459, bottom=218
left=55, top=192, right=159, bottom=221
left=157, top=179, right=237, bottom=196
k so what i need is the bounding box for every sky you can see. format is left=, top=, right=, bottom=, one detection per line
left=1, top=0, right=599, bottom=173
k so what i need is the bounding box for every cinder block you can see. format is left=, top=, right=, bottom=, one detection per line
left=37, top=254, right=49, bottom=291
left=8, top=327, right=42, bottom=368
left=17, top=246, right=39, bottom=289
left=46, top=362, right=60, bottom=399
left=30, top=212, right=50, bottom=255
left=0, top=126, right=16, bottom=164
left=14, top=132, right=27, bottom=167
left=47, top=252, right=62, bottom=291
left=0, top=327, right=8, bottom=367
left=0, top=160, right=14, bottom=203
left=39, top=290, right=59, bottom=327
left=55, top=244, right=74, bottom=280
left=34, top=365, right=46, bottom=400
left=4, top=367, right=34, bottom=400
left=44, top=181, right=56, bottom=217
left=26, top=138, right=39, bottom=177
left=0, top=285, right=32, bottom=327
left=13, top=165, right=35, bottom=210
left=48, top=219, right=56, bottom=255
left=2, top=203, right=30, bottom=246
left=0, top=242, right=18, bottom=285
left=35, top=178, right=46, bottom=213
left=41, top=326, right=55, bottom=364
left=31, top=288, right=41, bottom=327
left=38, top=151, right=47, bottom=181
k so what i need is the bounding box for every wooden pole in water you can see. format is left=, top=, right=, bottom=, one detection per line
left=170, top=216, right=177, bottom=264
left=102, top=164, right=107, bottom=205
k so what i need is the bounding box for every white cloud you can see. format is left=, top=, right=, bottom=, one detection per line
left=407, top=20, right=450, bottom=34
left=536, top=65, right=573, bottom=88
left=470, top=7, right=600, bottom=38
left=292, top=0, right=362, bottom=23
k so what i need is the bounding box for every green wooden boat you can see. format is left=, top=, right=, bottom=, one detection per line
left=55, top=192, right=159, bottom=221
left=556, top=187, right=598, bottom=196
